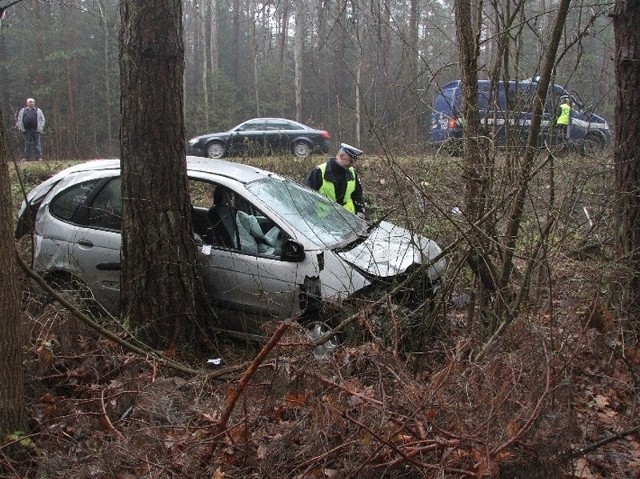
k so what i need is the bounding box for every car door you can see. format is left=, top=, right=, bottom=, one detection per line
left=190, top=178, right=302, bottom=332
left=35, top=176, right=122, bottom=314
left=198, top=246, right=301, bottom=332
left=228, top=119, right=267, bottom=156
left=264, top=119, right=295, bottom=154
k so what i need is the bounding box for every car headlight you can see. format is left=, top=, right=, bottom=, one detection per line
left=188, top=138, right=198, bottom=145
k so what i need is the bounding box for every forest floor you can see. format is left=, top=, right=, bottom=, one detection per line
left=2, top=152, right=639, bottom=478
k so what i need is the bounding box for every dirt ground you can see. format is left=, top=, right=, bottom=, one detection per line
left=2, top=152, right=639, bottom=478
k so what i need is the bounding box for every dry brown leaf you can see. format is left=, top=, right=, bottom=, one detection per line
left=256, top=444, right=268, bottom=460
left=573, top=457, right=599, bottom=478
left=593, top=394, right=609, bottom=410
left=581, top=295, right=613, bottom=333
left=285, top=392, right=308, bottom=408
left=506, top=419, right=521, bottom=438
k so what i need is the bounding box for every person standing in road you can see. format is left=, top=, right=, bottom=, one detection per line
left=556, top=96, right=571, bottom=146
left=16, top=97, right=46, bottom=161
left=305, top=143, right=366, bottom=218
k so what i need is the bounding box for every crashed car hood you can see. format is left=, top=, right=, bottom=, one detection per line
left=335, top=221, right=437, bottom=278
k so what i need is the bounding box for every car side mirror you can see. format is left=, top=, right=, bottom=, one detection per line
left=281, top=239, right=305, bottom=262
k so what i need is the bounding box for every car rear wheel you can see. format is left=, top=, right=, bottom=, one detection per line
left=293, top=141, right=311, bottom=158
left=207, top=142, right=226, bottom=159
left=46, top=274, right=105, bottom=316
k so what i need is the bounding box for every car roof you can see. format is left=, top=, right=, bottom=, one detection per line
left=245, top=117, right=305, bottom=123
left=186, top=156, right=278, bottom=183
left=41, top=156, right=278, bottom=185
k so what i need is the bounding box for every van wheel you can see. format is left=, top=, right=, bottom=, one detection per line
left=583, top=134, right=605, bottom=157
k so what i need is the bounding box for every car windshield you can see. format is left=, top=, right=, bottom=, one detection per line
left=246, top=177, right=365, bottom=247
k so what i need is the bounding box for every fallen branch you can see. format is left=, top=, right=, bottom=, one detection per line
left=214, top=319, right=293, bottom=435
left=558, top=424, right=640, bottom=461
left=16, top=248, right=246, bottom=378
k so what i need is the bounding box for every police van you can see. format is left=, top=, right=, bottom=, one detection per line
left=429, top=79, right=612, bottom=154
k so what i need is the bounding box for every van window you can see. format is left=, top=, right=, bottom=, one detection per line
left=478, top=89, right=490, bottom=111
left=434, top=90, right=456, bottom=115
left=506, top=84, right=535, bottom=113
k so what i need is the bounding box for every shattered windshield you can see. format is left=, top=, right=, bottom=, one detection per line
left=246, top=177, right=365, bottom=247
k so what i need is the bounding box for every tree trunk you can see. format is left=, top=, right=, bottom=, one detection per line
left=209, top=0, right=219, bottom=118
left=279, top=0, right=290, bottom=115
left=199, top=0, right=210, bottom=127
left=455, top=0, right=498, bottom=313
left=294, top=0, right=304, bottom=122
left=96, top=0, right=115, bottom=156
left=612, top=0, right=640, bottom=318
left=0, top=106, right=26, bottom=435
left=119, top=0, right=197, bottom=350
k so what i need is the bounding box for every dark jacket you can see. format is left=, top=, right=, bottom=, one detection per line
left=305, top=157, right=365, bottom=215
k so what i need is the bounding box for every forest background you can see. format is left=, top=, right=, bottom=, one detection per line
left=3, top=0, right=639, bottom=477
left=0, top=0, right=615, bottom=160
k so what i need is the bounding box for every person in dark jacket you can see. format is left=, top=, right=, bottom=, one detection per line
left=305, top=143, right=365, bottom=218
left=16, top=97, right=46, bottom=161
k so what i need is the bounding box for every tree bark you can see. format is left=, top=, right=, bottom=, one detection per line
left=0, top=106, right=26, bottom=435
left=294, top=0, right=304, bottom=122
left=612, top=0, right=640, bottom=318
left=119, top=0, right=197, bottom=350
left=455, top=0, right=499, bottom=311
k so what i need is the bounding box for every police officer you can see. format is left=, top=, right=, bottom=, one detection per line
left=305, top=143, right=365, bottom=218
left=556, top=96, right=571, bottom=145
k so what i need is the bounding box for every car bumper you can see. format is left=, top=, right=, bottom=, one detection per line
left=187, top=143, right=206, bottom=156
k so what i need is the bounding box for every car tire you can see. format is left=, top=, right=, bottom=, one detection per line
left=46, top=274, right=105, bottom=316
left=305, top=321, right=339, bottom=360
left=207, top=142, right=226, bottom=159
left=293, top=141, right=311, bottom=158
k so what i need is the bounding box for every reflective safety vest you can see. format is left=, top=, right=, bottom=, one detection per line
left=557, top=103, right=571, bottom=126
left=318, top=162, right=357, bottom=214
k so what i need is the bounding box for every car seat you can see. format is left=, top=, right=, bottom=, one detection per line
left=207, top=187, right=239, bottom=248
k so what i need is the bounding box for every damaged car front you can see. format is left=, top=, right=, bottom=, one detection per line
left=243, top=176, right=447, bottom=326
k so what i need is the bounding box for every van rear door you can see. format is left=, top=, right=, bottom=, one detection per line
left=430, top=81, right=462, bottom=145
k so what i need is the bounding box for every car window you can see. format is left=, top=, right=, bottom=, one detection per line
left=189, top=177, right=285, bottom=256
left=189, top=179, right=214, bottom=208
left=49, top=179, right=102, bottom=222
left=266, top=120, right=300, bottom=131
left=246, top=177, right=364, bottom=247
left=88, top=178, right=122, bottom=230
left=237, top=120, right=265, bottom=132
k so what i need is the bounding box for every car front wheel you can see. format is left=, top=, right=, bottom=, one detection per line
left=207, top=142, right=226, bottom=159
left=293, top=141, right=311, bottom=158
left=305, top=321, right=339, bottom=360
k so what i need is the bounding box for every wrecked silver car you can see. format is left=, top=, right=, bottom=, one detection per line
left=16, top=157, right=446, bottom=338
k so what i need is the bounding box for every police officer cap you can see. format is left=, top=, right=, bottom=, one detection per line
left=560, top=95, right=570, bottom=101
left=340, top=143, right=363, bottom=159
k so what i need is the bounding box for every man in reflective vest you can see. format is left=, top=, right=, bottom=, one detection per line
left=305, top=143, right=366, bottom=218
left=555, top=96, right=571, bottom=145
